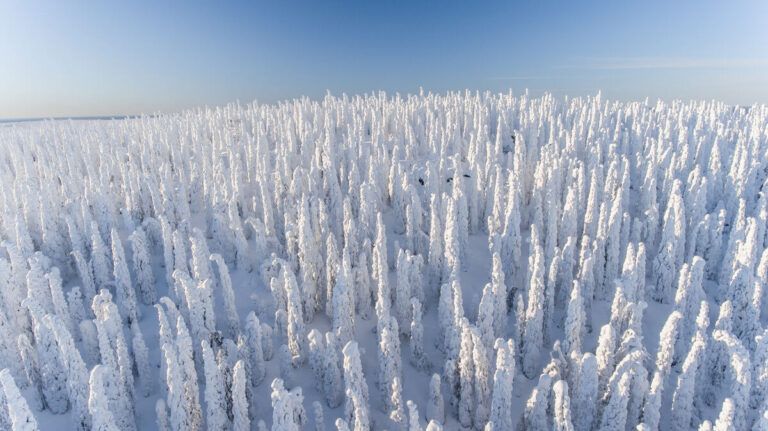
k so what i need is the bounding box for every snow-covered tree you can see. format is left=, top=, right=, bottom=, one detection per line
left=1, top=368, right=40, bottom=431
left=232, top=360, right=249, bottom=431
left=410, top=297, right=428, bottom=370
left=426, top=373, right=445, bottom=425
left=389, top=377, right=407, bottom=430
left=25, top=298, right=68, bottom=415
left=88, top=365, right=121, bottom=431
left=129, top=227, right=156, bottom=304
left=131, top=321, right=151, bottom=397
left=284, top=269, right=307, bottom=365
left=197, top=341, right=225, bottom=429
left=270, top=378, right=307, bottom=431
left=313, top=401, right=325, bottom=431
left=553, top=380, right=575, bottom=431
left=574, top=352, right=598, bottom=431
left=598, top=372, right=630, bottom=431
left=342, top=341, right=369, bottom=431
left=522, top=226, right=546, bottom=378
left=323, top=332, right=344, bottom=408
left=110, top=228, right=140, bottom=323
left=564, top=280, right=586, bottom=357
left=44, top=314, right=91, bottom=430
left=211, top=254, right=240, bottom=338
left=245, top=311, right=266, bottom=386
left=458, top=321, right=475, bottom=428
left=713, top=398, right=735, bottom=431
left=488, top=339, right=515, bottom=430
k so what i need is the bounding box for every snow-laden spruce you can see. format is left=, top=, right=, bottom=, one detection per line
left=0, top=90, right=766, bottom=430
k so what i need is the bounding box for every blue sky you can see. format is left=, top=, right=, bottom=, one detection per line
left=1, top=0, right=766, bottom=118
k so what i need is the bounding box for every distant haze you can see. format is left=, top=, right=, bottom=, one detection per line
left=1, top=0, right=767, bottom=119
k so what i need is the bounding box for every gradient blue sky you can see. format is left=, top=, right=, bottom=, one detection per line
left=1, top=0, right=767, bottom=118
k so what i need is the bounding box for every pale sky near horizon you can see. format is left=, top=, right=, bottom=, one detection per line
left=1, top=0, right=767, bottom=119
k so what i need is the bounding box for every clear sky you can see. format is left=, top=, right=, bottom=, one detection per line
left=1, top=0, right=767, bottom=118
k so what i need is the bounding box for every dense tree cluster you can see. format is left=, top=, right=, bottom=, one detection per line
left=0, top=91, right=767, bottom=429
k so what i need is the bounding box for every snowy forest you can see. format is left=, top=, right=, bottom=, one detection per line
left=0, top=91, right=767, bottom=430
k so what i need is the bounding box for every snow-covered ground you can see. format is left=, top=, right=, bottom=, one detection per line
left=0, top=92, right=767, bottom=430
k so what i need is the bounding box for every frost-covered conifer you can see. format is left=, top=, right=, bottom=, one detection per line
left=652, top=182, right=685, bottom=303
left=752, top=329, right=768, bottom=413
left=308, top=329, right=325, bottom=392
left=573, top=352, right=598, bottom=431
left=554, top=380, right=575, bottom=431
left=131, top=321, right=151, bottom=397
left=488, top=339, right=514, bottom=430
left=25, top=299, right=68, bottom=414
left=379, top=314, right=402, bottom=410
left=458, top=322, right=475, bottom=428
left=490, top=253, right=507, bottom=338
left=522, top=373, right=552, bottom=431
left=355, top=251, right=373, bottom=319
left=129, top=227, right=156, bottom=304
left=342, top=341, right=369, bottom=431
left=43, top=315, right=90, bottom=431
left=656, top=311, right=683, bottom=378
left=270, top=378, right=307, bottom=431
left=232, top=360, right=249, bottom=431
left=477, top=283, right=496, bottom=351
left=598, top=372, right=630, bottom=431
left=46, top=267, right=74, bottom=338
left=472, top=327, right=491, bottom=427
left=438, top=282, right=455, bottom=353
left=66, top=287, right=85, bottom=340
left=325, top=235, right=340, bottom=317
left=595, top=324, right=616, bottom=394
left=410, top=297, right=428, bottom=370
left=284, top=269, right=306, bottom=365
left=426, top=373, right=445, bottom=425
left=373, top=213, right=390, bottom=321
left=16, top=334, right=44, bottom=412
left=172, top=230, right=189, bottom=282
left=201, top=340, right=227, bottom=431
left=211, top=254, right=240, bottom=337
left=313, top=401, right=325, bottom=431
left=713, top=398, right=735, bottom=431
left=88, top=365, right=121, bottom=431
left=279, top=344, right=294, bottom=388
left=91, top=222, right=112, bottom=290
left=522, top=225, right=546, bottom=378
left=189, top=228, right=212, bottom=282
left=389, top=377, right=407, bottom=430
left=175, top=315, right=203, bottom=431
left=298, top=197, right=321, bottom=320
left=728, top=264, right=757, bottom=347
left=428, top=195, right=444, bottom=293
left=323, top=332, right=344, bottom=408
left=111, top=229, right=139, bottom=322
left=245, top=311, right=266, bottom=386
left=0, top=368, right=40, bottom=431
left=564, top=280, right=586, bottom=357
left=407, top=400, right=422, bottom=431
left=670, top=332, right=706, bottom=431
left=333, top=272, right=355, bottom=347
left=396, top=249, right=413, bottom=335
left=71, top=250, right=97, bottom=311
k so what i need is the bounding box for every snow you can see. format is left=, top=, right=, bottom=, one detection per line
left=0, top=91, right=767, bottom=430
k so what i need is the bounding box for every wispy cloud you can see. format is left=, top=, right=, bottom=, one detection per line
left=562, top=57, right=768, bottom=70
